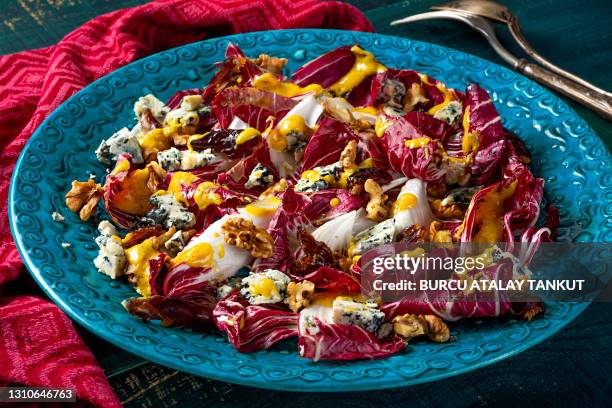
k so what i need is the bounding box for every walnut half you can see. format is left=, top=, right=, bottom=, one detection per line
left=252, top=54, right=288, bottom=75
left=364, top=178, right=389, bottom=221
left=285, top=280, right=315, bottom=313
left=65, top=179, right=103, bottom=221
left=431, top=199, right=464, bottom=219
left=392, top=313, right=450, bottom=343
left=340, top=140, right=357, bottom=170
left=221, top=217, right=273, bottom=258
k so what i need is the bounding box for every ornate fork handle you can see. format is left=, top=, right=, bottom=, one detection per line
left=508, top=17, right=612, bottom=98
left=517, top=59, right=612, bottom=120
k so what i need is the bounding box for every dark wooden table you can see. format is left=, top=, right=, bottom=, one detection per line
left=2, top=0, right=611, bottom=406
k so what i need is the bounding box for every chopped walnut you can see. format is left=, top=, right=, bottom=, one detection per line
left=431, top=199, right=464, bottom=219
left=403, top=83, right=429, bottom=112
left=252, top=54, right=288, bottom=75
left=221, top=217, right=273, bottom=258
left=146, top=161, right=167, bottom=191
left=513, top=302, right=544, bottom=321
left=260, top=178, right=288, bottom=198
left=364, top=179, right=389, bottom=221
left=285, top=280, right=315, bottom=313
left=65, top=179, right=103, bottom=221
left=150, top=227, right=179, bottom=250
left=349, top=184, right=362, bottom=195
left=392, top=314, right=450, bottom=343
left=340, top=140, right=357, bottom=170
left=426, top=182, right=446, bottom=198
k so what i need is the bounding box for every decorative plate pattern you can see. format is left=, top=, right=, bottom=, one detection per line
left=9, top=29, right=612, bottom=391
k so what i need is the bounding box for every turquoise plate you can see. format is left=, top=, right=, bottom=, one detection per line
left=9, top=30, right=612, bottom=391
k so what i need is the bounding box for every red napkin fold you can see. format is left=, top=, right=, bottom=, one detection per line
left=0, top=1, right=373, bottom=406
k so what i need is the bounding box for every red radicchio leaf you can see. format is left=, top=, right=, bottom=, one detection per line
left=300, top=117, right=359, bottom=171
left=291, top=46, right=356, bottom=88
left=382, top=262, right=513, bottom=321
left=187, top=160, right=234, bottom=181
left=316, top=189, right=368, bottom=221
left=162, top=262, right=214, bottom=299
left=166, top=88, right=204, bottom=109
left=252, top=188, right=364, bottom=274
left=464, top=84, right=504, bottom=150
left=212, top=87, right=297, bottom=129
left=181, top=180, right=243, bottom=230
left=381, top=112, right=447, bottom=183
left=202, top=43, right=264, bottom=103
left=294, top=266, right=361, bottom=293
left=216, top=142, right=279, bottom=195
left=298, top=319, right=406, bottom=361
left=213, top=294, right=298, bottom=352
left=347, top=74, right=376, bottom=107
left=148, top=253, right=169, bottom=296
left=518, top=205, right=559, bottom=265
left=469, top=139, right=507, bottom=185
left=357, top=131, right=390, bottom=168
left=103, top=156, right=149, bottom=229
left=225, top=42, right=245, bottom=59
left=369, top=69, right=421, bottom=107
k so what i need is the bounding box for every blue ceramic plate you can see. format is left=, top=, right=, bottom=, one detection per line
left=9, top=30, right=612, bottom=391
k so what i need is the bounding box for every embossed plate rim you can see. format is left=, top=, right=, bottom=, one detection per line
left=9, top=28, right=608, bottom=391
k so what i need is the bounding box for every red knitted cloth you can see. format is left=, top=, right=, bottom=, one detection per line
left=0, top=1, right=373, bottom=406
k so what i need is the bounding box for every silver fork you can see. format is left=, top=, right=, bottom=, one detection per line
left=391, top=0, right=612, bottom=121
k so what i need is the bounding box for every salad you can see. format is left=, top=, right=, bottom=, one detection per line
left=63, top=44, right=558, bottom=361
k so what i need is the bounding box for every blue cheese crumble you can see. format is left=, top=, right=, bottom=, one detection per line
left=96, top=127, right=144, bottom=164
left=240, top=269, right=291, bottom=305
left=350, top=218, right=396, bottom=256
left=51, top=211, right=65, bottom=223
left=433, top=101, right=463, bottom=125
left=93, top=220, right=126, bottom=279
left=295, top=162, right=342, bottom=193
left=164, top=95, right=211, bottom=128
left=140, top=193, right=195, bottom=230
left=217, top=276, right=243, bottom=299
left=157, top=147, right=215, bottom=171
left=245, top=163, right=274, bottom=189
left=134, top=94, right=168, bottom=124
left=332, top=297, right=385, bottom=333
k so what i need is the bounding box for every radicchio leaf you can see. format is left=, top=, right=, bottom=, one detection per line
left=463, top=84, right=504, bottom=150
left=212, top=87, right=296, bottom=130
left=103, top=156, right=153, bottom=228
left=294, top=266, right=361, bottom=293
left=202, top=43, right=264, bottom=103
left=166, top=88, right=204, bottom=109
left=381, top=112, right=447, bottom=182
left=300, top=117, right=359, bottom=171
left=291, top=46, right=355, bottom=88
left=213, top=294, right=298, bottom=352
left=216, top=142, right=279, bottom=195
left=382, top=262, right=514, bottom=321
left=298, top=318, right=405, bottom=361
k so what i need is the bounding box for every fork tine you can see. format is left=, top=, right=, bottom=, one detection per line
left=390, top=10, right=465, bottom=26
